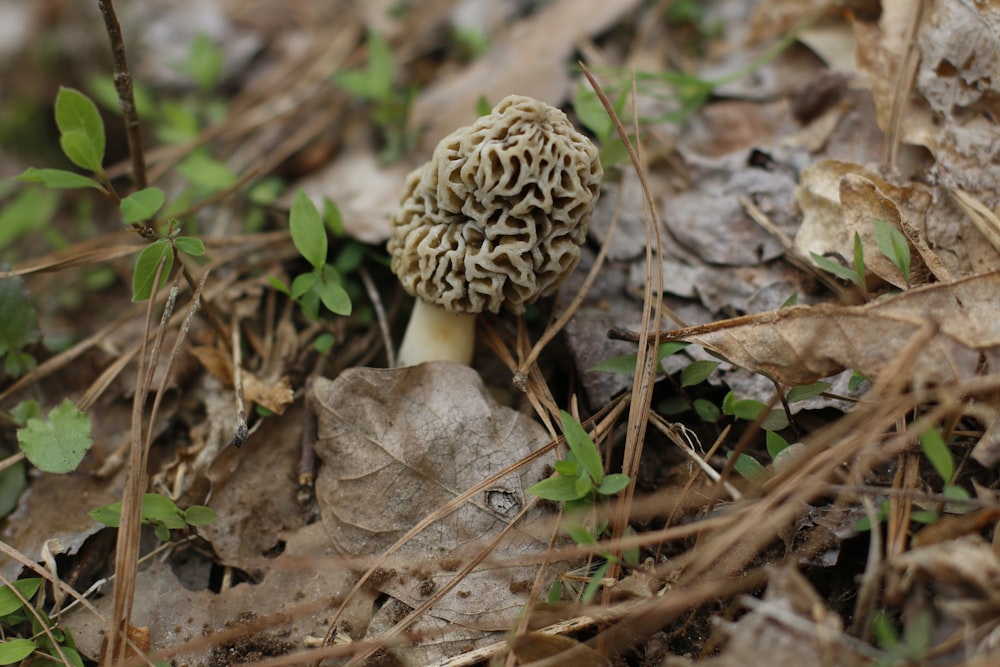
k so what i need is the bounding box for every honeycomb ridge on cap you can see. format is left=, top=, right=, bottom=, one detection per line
left=389, top=95, right=603, bottom=314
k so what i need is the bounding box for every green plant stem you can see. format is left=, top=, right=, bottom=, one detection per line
left=98, top=0, right=148, bottom=193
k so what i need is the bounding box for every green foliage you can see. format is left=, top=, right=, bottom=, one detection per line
left=14, top=168, right=104, bottom=192
left=873, top=218, right=911, bottom=283
left=333, top=31, right=416, bottom=162
left=0, top=275, right=40, bottom=378
left=0, top=461, right=26, bottom=518
left=182, top=33, right=225, bottom=93
left=269, top=191, right=353, bottom=319
left=680, top=360, right=719, bottom=387
left=527, top=411, right=630, bottom=515
left=786, top=381, right=830, bottom=403
left=871, top=609, right=934, bottom=667
left=119, top=187, right=165, bottom=224
left=132, top=239, right=174, bottom=301
left=573, top=84, right=631, bottom=169
left=590, top=341, right=688, bottom=374
left=89, top=492, right=217, bottom=541
left=16, top=399, right=93, bottom=474
left=810, top=232, right=866, bottom=290
left=721, top=391, right=788, bottom=431
left=0, top=579, right=42, bottom=616
left=54, top=87, right=106, bottom=174
left=0, top=188, right=60, bottom=254
left=0, top=578, right=84, bottom=666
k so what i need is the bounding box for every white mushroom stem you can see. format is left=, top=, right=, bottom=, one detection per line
left=396, top=298, right=477, bottom=367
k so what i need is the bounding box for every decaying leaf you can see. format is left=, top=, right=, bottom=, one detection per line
left=189, top=345, right=293, bottom=414
left=663, top=565, right=868, bottom=667
left=660, top=272, right=1000, bottom=386
left=312, top=362, right=557, bottom=631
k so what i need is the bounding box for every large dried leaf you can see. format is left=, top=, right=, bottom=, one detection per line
left=661, top=272, right=1000, bottom=385
left=312, top=362, right=556, bottom=631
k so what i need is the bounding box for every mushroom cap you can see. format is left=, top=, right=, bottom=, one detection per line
left=388, top=94, right=603, bottom=315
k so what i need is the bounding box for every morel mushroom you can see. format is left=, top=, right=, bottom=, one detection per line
left=388, top=94, right=603, bottom=366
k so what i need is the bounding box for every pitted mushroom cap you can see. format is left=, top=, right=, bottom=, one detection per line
left=388, top=95, right=603, bottom=314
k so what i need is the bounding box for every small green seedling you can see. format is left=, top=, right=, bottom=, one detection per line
left=572, top=84, right=630, bottom=169
left=333, top=31, right=416, bottom=162
left=873, top=218, right=911, bottom=285
left=527, top=412, right=635, bottom=604
left=526, top=411, right=630, bottom=513
left=871, top=609, right=934, bottom=667
left=0, top=578, right=84, bottom=667
left=268, top=190, right=352, bottom=320
left=89, top=492, right=217, bottom=542
left=0, top=275, right=40, bottom=378
left=810, top=232, right=867, bottom=293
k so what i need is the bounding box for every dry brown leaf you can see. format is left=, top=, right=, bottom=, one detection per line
left=664, top=565, right=867, bottom=667
left=312, top=362, right=556, bottom=631
left=661, top=272, right=1000, bottom=386
left=409, top=0, right=641, bottom=151
left=189, top=345, right=294, bottom=414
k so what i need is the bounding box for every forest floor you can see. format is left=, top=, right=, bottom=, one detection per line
left=2, top=1, right=1000, bottom=666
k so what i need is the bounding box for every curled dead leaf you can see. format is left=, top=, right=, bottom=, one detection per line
left=659, top=272, right=1000, bottom=386
left=189, top=346, right=293, bottom=414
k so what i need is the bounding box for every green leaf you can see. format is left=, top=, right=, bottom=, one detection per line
left=183, top=505, right=218, bottom=526
left=313, top=332, right=335, bottom=354
left=176, top=151, right=237, bottom=191
left=15, top=167, right=104, bottom=191
left=88, top=501, right=124, bottom=527
left=849, top=371, right=868, bottom=391
left=574, top=473, right=594, bottom=497
left=787, top=381, right=830, bottom=403
left=365, top=31, right=395, bottom=100
left=780, top=292, right=798, bottom=308
left=553, top=459, right=578, bottom=476
left=323, top=198, right=345, bottom=237
left=680, top=360, right=720, bottom=387
left=597, top=473, right=630, bottom=495
left=589, top=353, right=639, bottom=374
left=185, top=33, right=225, bottom=92
left=0, top=638, right=37, bottom=664
left=581, top=559, right=610, bottom=604
left=141, top=493, right=186, bottom=529
left=526, top=475, right=583, bottom=502
left=693, top=399, right=720, bottom=423
left=0, top=188, right=60, bottom=251
left=919, top=428, right=954, bottom=483
left=289, top=190, right=327, bottom=270
left=291, top=272, right=319, bottom=299
left=760, top=409, right=789, bottom=432
left=267, top=276, right=290, bottom=295
left=852, top=231, right=866, bottom=280
left=564, top=523, right=597, bottom=546
left=943, top=484, right=971, bottom=502
left=573, top=85, right=613, bottom=140
left=132, top=240, right=174, bottom=301
left=560, top=411, right=604, bottom=485
left=810, top=252, right=863, bottom=287
left=174, top=236, right=205, bottom=256
left=54, top=88, right=105, bottom=172
left=873, top=218, right=911, bottom=282
left=0, top=275, right=40, bottom=376
left=315, top=272, right=352, bottom=315
left=730, top=452, right=769, bottom=484
left=658, top=394, right=690, bottom=417
left=153, top=523, right=171, bottom=541
left=16, top=399, right=93, bottom=474
left=0, top=460, right=26, bottom=518
left=475, top=95, right=492, bottom=117
left=546, top=579, right=563, bottom=603
left=119, top=187, right=165, bottom=224
left=0, top=579, right=42, bottom=616
left=765, top=430, right=790, bottom=459
left=910, top=509, right=939, bottom=524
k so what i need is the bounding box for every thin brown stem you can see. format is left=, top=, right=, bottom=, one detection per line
left=98, top=0, right=148, bottom=192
